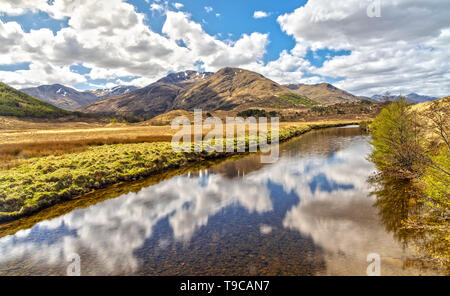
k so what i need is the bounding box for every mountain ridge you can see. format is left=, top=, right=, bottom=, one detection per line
left=21, top=84, right=138, bottom=110
left=80, top=68, right=318, bottom=118
left=371, top=93, right=438, bottom=104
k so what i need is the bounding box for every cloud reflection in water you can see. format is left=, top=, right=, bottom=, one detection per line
left=1, top=129, right=426, bottom=275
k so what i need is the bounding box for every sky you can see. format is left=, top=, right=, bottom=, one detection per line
left=0, top=0, right=449, bottom=97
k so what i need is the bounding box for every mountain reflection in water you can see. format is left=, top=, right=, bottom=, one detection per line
left=0, top=127, right=442, bottom=275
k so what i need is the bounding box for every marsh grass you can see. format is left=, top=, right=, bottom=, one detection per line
left=0, top=135, right=174, bottom=169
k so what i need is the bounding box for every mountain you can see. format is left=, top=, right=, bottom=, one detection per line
left=21, top=84, right=98, bottom=110
left=404, top=93, right=438, bottom=104
left=80, top=82, right=182, bottom=118
left=371, top=93, right=438, bottom=104
left=172, top=67, right=316, bottom=111
left=0, top=82, right=71, bottom=118
left=80, top=68, right=318, bottom=118
left=80, top=71, right=213, bottom=118
left=284, top=83, right=359, bottom=105
left=88, top=85, right=139, bottom=100
left=21, top=84, right=139, bottom=110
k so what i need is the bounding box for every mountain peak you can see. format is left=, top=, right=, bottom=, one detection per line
left=216, top=67, right=258, bottom=77
left=157, top=70, right=213, bottom=86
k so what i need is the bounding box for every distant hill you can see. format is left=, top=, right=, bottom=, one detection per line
left=410, top=96, right=449, bottom=112
left=371, top=93, right=438, bottom=104
left=21, top=84, right=98, bottom=110
left=87, top=85, right=139, bottom=100
left=21, top=84, right=138, bottom=110
left=80, top=68, right=318, bottom=118
left=80, top=82, right=183, bottom=118
left=284, top=83, right=359, bottom=105
left=0, top=82, right=71, bottom=118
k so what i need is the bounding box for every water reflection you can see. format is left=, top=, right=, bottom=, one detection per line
left=0, top=127, right=441, bottom=275
left=369, top=174, right=448, bottom=273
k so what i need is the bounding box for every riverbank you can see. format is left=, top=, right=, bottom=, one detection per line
left=0, top=121, right=357, bottom=222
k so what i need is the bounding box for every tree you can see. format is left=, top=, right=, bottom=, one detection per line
left=369, top=97, right=425, bottom=180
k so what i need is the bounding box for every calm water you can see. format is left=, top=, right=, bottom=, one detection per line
left=0, top=126, right=441, bottom=275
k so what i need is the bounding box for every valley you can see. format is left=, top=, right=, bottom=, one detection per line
left=0, top=67, right=446, bottom=276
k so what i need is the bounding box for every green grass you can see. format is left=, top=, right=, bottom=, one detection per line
left=236, top=109, right=278, bottom=118
left=270, top=103, right=286, bottom=108
left=277, top=93, right=318, bottom=106
left=0, top=82, right=71, bottom=118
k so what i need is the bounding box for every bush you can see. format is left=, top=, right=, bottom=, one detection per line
left=237, top=109, right=278, bottom=118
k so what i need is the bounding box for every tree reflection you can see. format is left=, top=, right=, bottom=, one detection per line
left=369, top=174, right=449, bottom=274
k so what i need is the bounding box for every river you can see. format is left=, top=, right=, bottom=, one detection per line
left=0, top=126, right=441, bottom=275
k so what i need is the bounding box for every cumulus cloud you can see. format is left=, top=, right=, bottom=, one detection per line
left=0, top=0, right=448, bottom=96
left=0, top=62, right=86, bottom=88
left=0, top=0, right=269, bottom=89
left=274, top=0, right=450, bottom=96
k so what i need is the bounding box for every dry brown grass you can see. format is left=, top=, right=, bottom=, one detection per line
left=0, top=135, right=175, bottom=169
left=0, top=117, right=358, bottom=169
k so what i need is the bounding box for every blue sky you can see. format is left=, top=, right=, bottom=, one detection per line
left=0, top=0, right=449, bottom=96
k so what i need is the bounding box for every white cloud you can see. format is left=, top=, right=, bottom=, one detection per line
left=0, top=62, right=86, bottom=88
left=204, top=6, right=213, bottom=13
left=274, top=0, right=450, bottom=96
left=0, top=0, right=269, bottom=89
left=1, top=0, right=448, bottom=97
left=172, top=2, right=183, bottom=10
left=162, top=11, right=268, bottom=70
left=150, top=3, right=164, bottom=12
left=253, top=11, right=270, bottom=19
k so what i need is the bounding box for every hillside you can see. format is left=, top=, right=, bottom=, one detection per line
left=172, top=67, right=316, bottom=111
left=0, top=83, right=71, bottom=118
left=80, top=82, right=183, bottom=118
left=284, top=83, right=359, bottom=105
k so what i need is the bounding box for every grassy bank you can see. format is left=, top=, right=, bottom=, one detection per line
left=0, top=121, right=356, bottom=222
